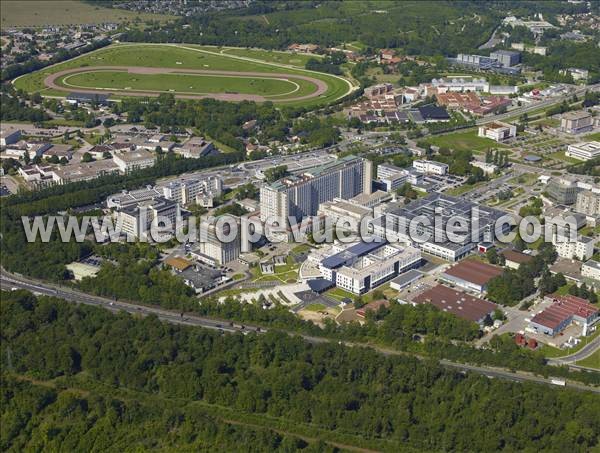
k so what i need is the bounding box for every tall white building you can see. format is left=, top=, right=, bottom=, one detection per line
left=162, top=176, right=223, bottom=206
left=193, top=217, right=241, bottom=265
left=575, top=191, right=600, bottom=217
left=260, top=155, right=372, bottom=226
left=552, top=234, right=595, bottom=261
left=478, top=121, right=517, bottom=142
left=116, top=197, right=180, bottom=240
left=412, top=160, right=448, bottom=175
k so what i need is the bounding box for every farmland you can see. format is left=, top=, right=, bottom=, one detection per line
left=13, top=43, right=355, bottom=107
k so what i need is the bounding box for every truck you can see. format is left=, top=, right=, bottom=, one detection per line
left=550, top=378, right=566, bottom=387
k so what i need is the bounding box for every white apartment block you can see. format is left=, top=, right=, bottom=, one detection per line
left=582, top=260, right=600, bottom=282
left=116, top=197, right=180, bottom=240
left=471, top=160, right=498, bottom=175
left=566, top=141, right=600, bottom=161
left=552, top=234, right=595, bottom=261
left=478, top=121, right=517, bottom=142
left=162, top=176, right=223, bottom=206
left=193, top=217, right=241, bottom=265
left=412, top=160, right=448, bottom=175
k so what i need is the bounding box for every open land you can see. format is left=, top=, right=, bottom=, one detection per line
left=13, top=43, right=356, bottom=107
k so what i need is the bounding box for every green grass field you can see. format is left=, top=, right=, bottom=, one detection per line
left=1, top=0, right=175, bottom=28
left=424, top=129, right=507, bottom=153
left=59, top=70, right=317, bottom=99
left=14, top=43, right=354, bottom=108
left=576, top=350, right=600, bottom=370
left=219, top=47, right=320, bottom=67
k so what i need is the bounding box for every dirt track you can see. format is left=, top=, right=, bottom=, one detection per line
left=44, top=66, right=328, bottom=102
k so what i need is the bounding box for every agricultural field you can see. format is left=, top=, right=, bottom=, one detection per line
left=13, top=43, right=355, bottom=108
left=0, top=0, right=175, bottom=28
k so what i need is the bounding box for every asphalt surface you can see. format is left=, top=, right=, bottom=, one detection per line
left=2, top=270, right=599, bottom=393
left=548, top=335, right=600, bottom=365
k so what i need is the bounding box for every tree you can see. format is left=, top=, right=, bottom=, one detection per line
left=264, top=165, right=288, bottom=183
left=81, top=152, right=93, bottom=163
left=486, top=248, right=499, bottom=265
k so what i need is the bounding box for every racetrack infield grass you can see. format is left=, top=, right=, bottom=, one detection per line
left=59, top=70, right=318, bottom=99
left=14, top=43, right=353, bottom=108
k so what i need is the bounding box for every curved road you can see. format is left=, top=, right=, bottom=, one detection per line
left=45, top=66, right=327, bottom=103
left=2, top=270, right=599, bottom=393
left=548, top=335, right=600, bottom=366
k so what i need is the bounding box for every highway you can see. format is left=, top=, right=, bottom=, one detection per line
left=2, top=270, right=599, bottom=393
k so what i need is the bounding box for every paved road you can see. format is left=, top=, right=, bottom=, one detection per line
left=548, top=334, right=600, bottom=365
left=2, top=270, right=599, bottom=393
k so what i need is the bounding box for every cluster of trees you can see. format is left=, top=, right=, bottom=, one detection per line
left=434, top=147, right=486, bottom=184
left=3, top=291, right=599, bottom=452
left=485, top=149, right=510, bottom=168
left=487, top=243, right=558, bottom=306
left=568, top=157, right=600, bottom=177
left=566, top=282, right=599, bottom=304
left=305, top=51, right=346, bottom=75
left=120, top=2, right=498, bottom=57
left=519, top=197, right=543, bottom=218
left=264, top=165, right=288, bottom=183
left=0, top=85, right=50, bottom=123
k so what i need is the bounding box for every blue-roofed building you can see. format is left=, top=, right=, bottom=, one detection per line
left=318, top=240, right=421, bottom=294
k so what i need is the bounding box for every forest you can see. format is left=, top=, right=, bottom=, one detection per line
left=2, top=291, right=599, bottom=452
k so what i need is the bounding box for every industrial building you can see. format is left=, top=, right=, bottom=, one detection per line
left=412, top=284, right=497, bottom=326
left=529, top=294, right=599, bottom=337
left=318, top=240, right=421, bottom=295
left=440, top=259, right=503, bottom=293
left=259, top=155, right=372, bottom=227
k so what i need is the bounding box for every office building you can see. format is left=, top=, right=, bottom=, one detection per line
left=576, top=191, right=600, bottom=217
left=107, top=186, right=163, bottom=209
left=566, top=141, right=600, bottom=161
left=429, top=77, right=489, bottom=93
left=318, top=240, right=421, bottom=295
left=412, top=160, right=448, bottom=175
left=490, top=50, right=521, bottom=67
left=371, top=193, right=508, bottom=261
left=192, top=217, right=241, bottom=265
left=349, top=190, right=392, bottom=208
left=175, top=137, right=218, bottom=159
left=478, top=121, right=517, bottom=142
left=113, top=149, right=156, bottom=173
left=547, top=178, right=580, bottom=205
left=116, top=197, right=180, bottom=239
left=162, top=176, right=223, bottom=206
left=377, top=163, right=423, bottom=192
left=260, top=155, right=372, bottom=226
left=529, top=294, right=599, bottom=337
left=316, top=198, right=372, bottom=231
left=561, top=111, right=593, bottom=134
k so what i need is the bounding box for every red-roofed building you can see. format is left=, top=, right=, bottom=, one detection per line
left=356, top=299, right=390, bottom=318
left=529, top=294, right=599, bottom=336
left=413, top=284, right=497, bottom=326
left=502, top=249, right=533, bottom=270
left=441, top=259, right=503, bottom=293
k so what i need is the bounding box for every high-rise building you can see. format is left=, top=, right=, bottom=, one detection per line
left=193, top=216, right=241, bottom=265
left=116, top=197, right=180, bottom=239
left=260, top=155, right=372, bottom=226
left=547, top=178, right=580, bottom=205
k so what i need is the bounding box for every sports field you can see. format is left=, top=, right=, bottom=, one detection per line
left=14, top=43, right=356, bottom=107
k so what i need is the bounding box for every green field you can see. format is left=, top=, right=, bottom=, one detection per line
left=14, top=43, right=354, bottom=107
left=60, top=70, right=316, bottom=99
left=576, top=350, right=600, bottom=370
left=424, top=129, right=507, bottom=153
left=1, top=0, right=175, bottom=28
left=220, top=47, right=320, bottom=67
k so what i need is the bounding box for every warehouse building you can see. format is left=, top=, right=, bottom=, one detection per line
left=440, top=259, right=503, bottom=293
left=529, top=294, right=599, bottom=336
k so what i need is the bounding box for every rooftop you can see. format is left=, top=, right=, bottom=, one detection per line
left=443, top=259, right=503, bottom=286
left=413, top=284, right=497, bottom=323
left=269, top=155, right=361, bottom=190
left=501, top=249, right=533, bottom=265
left=531, top=294, right=599, bottom=330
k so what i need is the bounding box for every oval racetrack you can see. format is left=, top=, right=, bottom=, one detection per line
left=44, top=66, right=328, bottom=102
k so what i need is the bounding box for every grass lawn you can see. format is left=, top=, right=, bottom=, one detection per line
left=424, top=129, right=507, bottom=153
left=14, top=43, right=353, bottom=108
left=1, top=0, right=175, bottom=28
left=547, top=151, right=581, bottom=165
left=60, top=70, right=315, bottom=98
left=291, top=243, right=314, bottom=254
left=325, top=287, right=355, bottom=301
left=304, top=303, right=327, bottom=312
left=231, top=273, right=245, bottom=281
left=583, top=132, right=600, bottom=141
left=220, top=47, right=320, bottom=67
left=576, top=350, right=600, bottom=370
left=509, top=173, right=538, bottom=186
left=445, top=181, right=484, bottom=196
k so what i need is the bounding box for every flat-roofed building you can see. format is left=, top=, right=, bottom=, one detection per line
left=175, top=137, right=218, bottom=159
left=113, top=149, right=156, bottom=173
left=50, top=159, right=120, bottom=184
left=116, top=197, right=180, bottom=240
left=552, top=234, right=595, bottom=261
left=413, top=284, right=497, bottom=326
left=349, top=190, right=392, bottom=208
left=412, top=159, right=448, bottom=175
left=192, top=216, right=241, bottom=265
left=566, top=141, right=600, bottom=161
left=501, top=249, right=533, bottom=270
left=576, top=191, right=600, bottom=217
left=547, top=177, right=580, bottom=205
left=582, top=259, right=600, bottom=282
left=371, top=193, right=508, bottom=261
left=561, top=111, right=593, bottom=134
left=478, top=121, right=517, bottom=142
left=318, top=240, right=421, bottom=295
left=440, top=259, right=503, bottom=293
left=0, top=127, right=21, bottom=146
left=316, top=198, right=371, bottom=232
left=529, top=294, right=599, bottom=336
left=260, top=155, right=372, bottom=227
left=162, top=176, right=222, bottom=206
